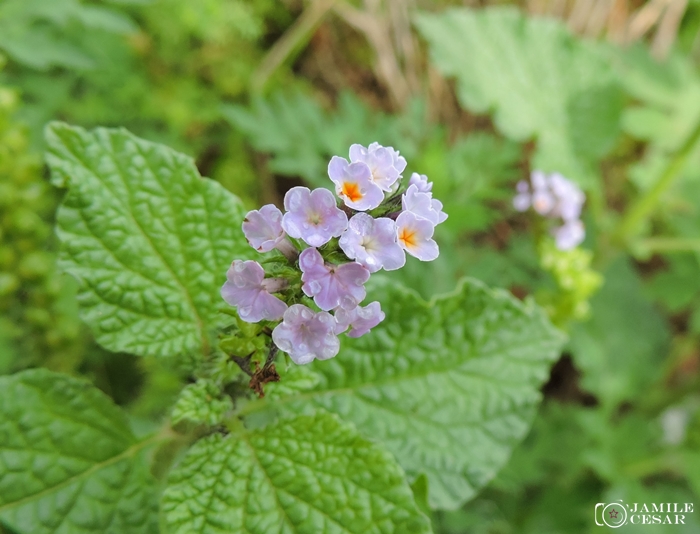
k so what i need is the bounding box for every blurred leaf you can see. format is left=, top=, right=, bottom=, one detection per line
left=620, top=48, right=700, bottom=153
left=0, top=0, right=136, bottom=70
left=569, top=259, right=671, bottom=406
left=0, top=369, right=158, bottom=534
left=161, top=411, right=432, bottom=534
left=72, top=5, right=137, bottom=34
left=647, top=255, right=700, bottom=312
left=493, top=403, right=592, bottom=491
left=415, top=6, right=623, bottom=188
left=266, top=278, right=565, bottom=510
left=224, top=91, right=431, bottom=187
left=422, top=133, right=522, bottom=234
left=0, top=321, right=18, bottom=374
left=618, top=47, right=700, bottom=236
left=603, top=482, right=700, bottom=532
left=45, top=123, right=252, bottom=361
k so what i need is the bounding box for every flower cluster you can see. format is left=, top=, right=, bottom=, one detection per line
left=221, top=143, right=446, bottom=365
left=513, top=170, right=585, bottom=250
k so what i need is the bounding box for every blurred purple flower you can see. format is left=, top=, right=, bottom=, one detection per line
left=553, top=220, right=585, bottom=250
left=530, top=171, right=555, bottom=215
left=513, top=180, right=531, bottom=212
left=339, top=213, right=406, bottom=272
left=221, top=260, right=287, bottom=323
left=335, top=301, right=385, bottom=338
left=349, top=142, right=407, bottom=192
left=299, top=248, right=369, bottom=311
left=328, top=156, right=384, bottom=211
left=272, top=304, right=340, bottom=364
left=396, top=210, right=439, bottom=261
left=549, top=173, right=585, bottom=221
left=282, top=186, right=348, bottom=247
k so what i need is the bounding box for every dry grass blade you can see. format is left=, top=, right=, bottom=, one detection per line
left=251, top=0, right=337, bottom=93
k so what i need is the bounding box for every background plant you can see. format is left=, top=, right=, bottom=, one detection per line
left=1, top=0, right=699, bottom=532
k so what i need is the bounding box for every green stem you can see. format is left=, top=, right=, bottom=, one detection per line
left=615, top=119, right=700, bottom=243
left=634, top=237, right=700, bottom=255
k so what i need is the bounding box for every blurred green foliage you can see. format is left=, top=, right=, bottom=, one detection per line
left=1, top=0, right=700, bottom=532
left=0, top=74, right=88, bottom=374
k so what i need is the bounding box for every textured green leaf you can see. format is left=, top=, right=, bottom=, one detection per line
left=161, top=411, right=432, bottom=534
left=171, top=379, right=233, bottom=427
left=415, top=7, right=622, bottom=187
left=0, top=369, right=158, bottom=534
left=45, top=122, right=251, bottom=359
left=263, top=279, right=565, bottom=510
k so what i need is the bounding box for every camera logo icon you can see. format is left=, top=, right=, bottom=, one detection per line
left=595, top=501, right=628, bottom=528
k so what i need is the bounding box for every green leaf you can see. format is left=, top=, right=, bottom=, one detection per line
left=419, top=133, right=521, bottom=235
left=415, top=7, right=622, bottom=188
left=261, top=279, right=565, bottom=510
left=617, top=47, right=700, bottom=237
left=0, top=369, right=158, bottom=534
left=171, top=379, right=233, bottom=427
left=264, top=363, right=321, bottom=401
left=161, top=411, right=432, bottom=534
left=224, top=91, right=430, bottom=188
left=45, top=122, right=252, bottom=359
left=646, top=255, right=700, bottom=312
left=619, top=47, right=700, bottom=189
left=569, top=259, right=671, bottom=407
left=72, top=5, right=137, bottom=34
left=0, top=0, right=137, bottom=70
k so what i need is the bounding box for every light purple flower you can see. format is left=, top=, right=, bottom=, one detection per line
left=328, top=156, right=384, bottom=211
left=242, top=204, right=285, bottom=252
left=402, top=184, right=448, bottom=225
left=282, top=186, right=348, bottom=247
left=272, top=304, right=340, bottom=364
left=339, top=213, right=406, bottom=273
left=513, top=180, right=531, bottom=212
left=553, top=220, right=585, bottom=250
left=396, top=210, right=439, bottom=261
left=221, top=260, right=288, bottom=323
left=299, top=248, right=369, bottom=311
left=335, top=301, right=385, bottom=338
left=349, top=142, right=407, bottom=192
left=548, top=173, right=585, bottom=221
left=514, top=172, right=585, bottom=222
left=408, top=172, right=433, bottom=193
left=531, top=172, right=555, bottom=215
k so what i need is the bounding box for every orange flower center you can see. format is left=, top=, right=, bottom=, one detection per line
left=342, top=182, right=363, bottom=203
left=399, top=227, right=416, bottom=248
